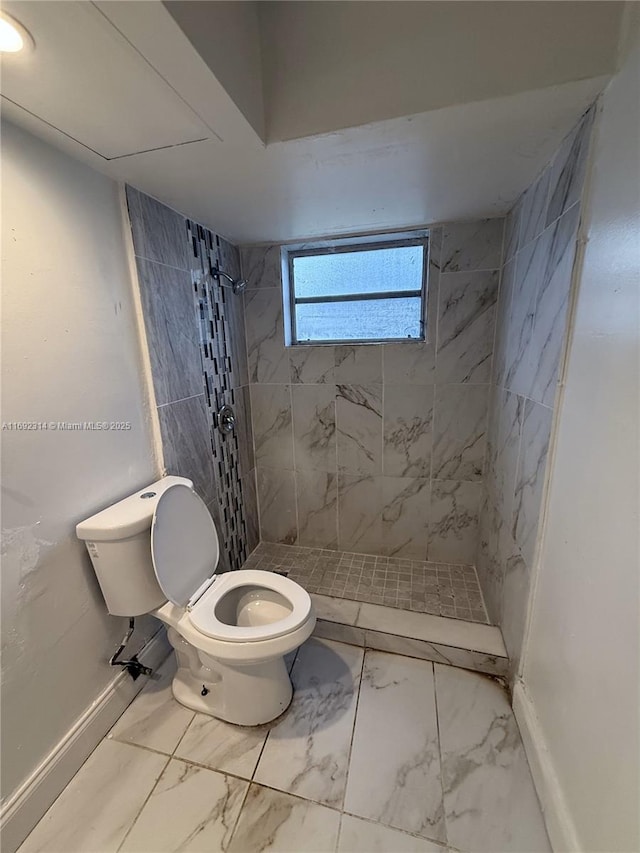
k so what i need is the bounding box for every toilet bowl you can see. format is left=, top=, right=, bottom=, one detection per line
left=76, top=476, right=315, bottom=726
left=154, top=569, right=315, bottom=724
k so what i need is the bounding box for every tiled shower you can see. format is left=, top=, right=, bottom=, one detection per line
left=241, top=221, right=503, bottom=565
left=127, top=104, right=596, bottom=645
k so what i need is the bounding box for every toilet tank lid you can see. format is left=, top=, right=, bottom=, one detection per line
left=76, top=476, right=194, bottom=541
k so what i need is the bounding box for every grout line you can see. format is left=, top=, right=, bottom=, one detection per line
left=339, top=809, right=452, bottom=849
left=226, top=776, right=253, bottom=848
left=431, top=661, right=450, bottom=849
left=170, top=711, right=197, bottom=758
left=115, top=752, right=172, bottom=852
left=131, top=252, right=192, bottom=275
left=340, top=644, right=367, bottom=812
left=156, top=393, right=204, bottom=409
left=335, top=813, right=345, bottom=853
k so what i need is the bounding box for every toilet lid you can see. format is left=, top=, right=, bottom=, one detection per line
left=151, top=484, right=220, bottom=607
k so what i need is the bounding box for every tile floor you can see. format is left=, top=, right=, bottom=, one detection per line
left=20, top=640, right=550, bottom=853
left=243, top=543, right=489, bottom=623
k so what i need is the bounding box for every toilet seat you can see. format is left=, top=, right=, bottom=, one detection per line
left=188, top=570, right=312, bottom=643
left=151, top=484, right=312, bottom=648
left=151, top=483, right=219, bottom=607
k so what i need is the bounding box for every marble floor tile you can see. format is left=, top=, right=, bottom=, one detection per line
left=435, top=664, right=550, bottom=853
left=121, top=759, right=248, bottom=852
left=174, top=712, right=271, bottom=779
left=344, top=651, right=445, bottom=842
left=228, top=784, right=341, bottom=853
left=108, top=658, right=194, bottom=755
left=254, top=638, right=364, bottom=807
left=338, top=815, right=447, bottom=852
left=19, top=740, right=167, bottom=853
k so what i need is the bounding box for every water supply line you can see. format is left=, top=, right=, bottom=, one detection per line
left=110, top=617, right=153, bottom=681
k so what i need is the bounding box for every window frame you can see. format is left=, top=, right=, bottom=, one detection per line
left=284, top=230, right=430, bottom=346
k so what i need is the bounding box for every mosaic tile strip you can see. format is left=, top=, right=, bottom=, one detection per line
left=187, top=220, right=248, bottom=570
left=243, top=542, right=489, bottom=624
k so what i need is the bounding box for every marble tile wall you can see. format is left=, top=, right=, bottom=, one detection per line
left=476, top=106, right=597, bottom=667
left=126, top=187, right=258, bottom=570
left=241, top=218, right=504, bottom=565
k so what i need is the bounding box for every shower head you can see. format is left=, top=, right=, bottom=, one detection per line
left=212, top=266, right=246, bottom=294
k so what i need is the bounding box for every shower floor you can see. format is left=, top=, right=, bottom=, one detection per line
left=243, top=542, right=489, bottom=625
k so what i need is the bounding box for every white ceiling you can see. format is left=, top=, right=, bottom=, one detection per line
left=0, top=1, right=211, bottom=159
left=0, top=1, right=618, bottom=243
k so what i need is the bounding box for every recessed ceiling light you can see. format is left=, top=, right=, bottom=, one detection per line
left=0, top=12, right=34, bottom=53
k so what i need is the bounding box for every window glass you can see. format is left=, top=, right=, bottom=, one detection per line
left=286, top=235, right=428, bottom=344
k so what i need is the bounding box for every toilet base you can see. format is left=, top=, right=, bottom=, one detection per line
left=166, top=628, right=294, bottom=725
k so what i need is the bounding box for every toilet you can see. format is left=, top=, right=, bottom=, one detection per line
left=76, top=476, right=315, bottom=725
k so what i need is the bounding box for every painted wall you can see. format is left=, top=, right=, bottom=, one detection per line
left=476, top=106, right=596, bottom=668
left=522, top=9, right=640, bottom=850
left=241, top=219, right=503, bottom=568
left=126, top=188, right=258, bottom=569
left=1, top=124, right=158, bottom=802
left=258, top=1, right=621, bottom=141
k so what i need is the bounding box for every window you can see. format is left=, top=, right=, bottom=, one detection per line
left=283, top=231, right=429, bottom=345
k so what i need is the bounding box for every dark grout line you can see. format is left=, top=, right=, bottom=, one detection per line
left=432, top=661, right=450, bottom=849
left=339, top=644, right=367, bottom=813
left=115, top=752, right=172, bottom=853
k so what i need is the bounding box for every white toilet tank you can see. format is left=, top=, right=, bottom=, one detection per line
left=76, top=476, right=193, bottom=616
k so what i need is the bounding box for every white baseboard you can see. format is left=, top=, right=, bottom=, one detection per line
left=512, top=679, right=581, bottom=852
left=0, top=629, right=171, bottom=853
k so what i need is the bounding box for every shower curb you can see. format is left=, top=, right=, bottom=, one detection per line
left=310, top=593, right=509, bottom=678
